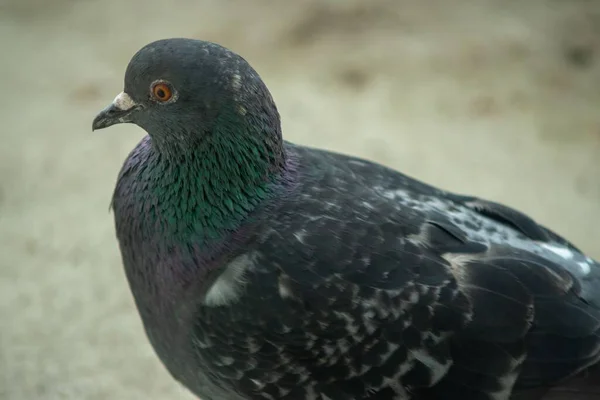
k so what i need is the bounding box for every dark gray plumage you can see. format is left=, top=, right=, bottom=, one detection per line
left=92, top=38, right=600, bottom=400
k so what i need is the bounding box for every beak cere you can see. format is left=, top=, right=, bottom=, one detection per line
left=112, top=92, right=137, bottom=111
left=92, top=92, right=139, bottom=131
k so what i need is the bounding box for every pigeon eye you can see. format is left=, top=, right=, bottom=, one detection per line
left=151, top=82, right=173, bottom=102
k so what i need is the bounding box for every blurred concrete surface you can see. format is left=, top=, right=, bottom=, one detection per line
left=1, top=0, right=599, bottom=399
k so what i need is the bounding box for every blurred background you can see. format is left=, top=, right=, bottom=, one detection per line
left=1, top=0, right=599, bottom=399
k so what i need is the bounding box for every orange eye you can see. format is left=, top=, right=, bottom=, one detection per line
left=151, top=82, right=173, bottom=102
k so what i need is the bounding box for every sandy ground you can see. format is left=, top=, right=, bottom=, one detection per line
left=1, top=0, right=599, bottom=399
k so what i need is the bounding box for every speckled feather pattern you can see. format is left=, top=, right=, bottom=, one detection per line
left=112, top=140, right=600, bottom=400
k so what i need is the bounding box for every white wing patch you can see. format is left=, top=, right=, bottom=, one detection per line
left=204, top=252, right=257, bottom=307
left=293, top=229, right=307, bottom=244
left=490, top=370, right=521, bottom=400
left=540, top=244, right=594, bottom=276
left=540, top=243, right=575, bottom=260
left=411, top=348, right=452, bottom=385
left=578, top=261, right=592, bottom=275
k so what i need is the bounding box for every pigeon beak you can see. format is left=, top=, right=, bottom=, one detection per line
left=92, top=92, right=140, bottom=131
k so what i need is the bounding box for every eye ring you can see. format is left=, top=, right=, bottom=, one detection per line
left=150, top=81, right=175, bottom=103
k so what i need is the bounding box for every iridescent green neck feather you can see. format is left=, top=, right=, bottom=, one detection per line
left=141, top=103, right=286, bottom=244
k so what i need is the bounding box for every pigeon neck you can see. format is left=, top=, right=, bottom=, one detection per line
left=150, top=105, right=286, bottom=245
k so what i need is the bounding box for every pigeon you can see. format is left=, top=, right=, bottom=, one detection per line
left=92, top=38, right=600, bottom=400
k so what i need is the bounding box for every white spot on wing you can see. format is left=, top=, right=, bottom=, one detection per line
left=408, top=291, right=419, bottom=304
left=361, top=201, right=374, bottom=210
left=250, top=379, right=265, bottom=389
left=442, top=252, right=478, bottom=284
left=191, top=335, right=212, bottom=349
left=293, top=229, right=307, bottom=244
left=278, top=273, right=295, bottom=299
left=204, top=252, right=256, bottom=307
left=382, top=376, right=408, bottom=397
left=540, top=243, right=574, bottom=260
left=380, top=189, right=402, bottom=200
left=411, top=348, right=452, bottom=385
left=214, top=355, right=235, bottom=366
left=490, top=370, right=520, bottom=400
left=578, top=261, right=591, bottom=275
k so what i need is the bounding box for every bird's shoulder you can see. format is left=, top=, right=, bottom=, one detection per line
left=285, top=143, right=581, bottom=251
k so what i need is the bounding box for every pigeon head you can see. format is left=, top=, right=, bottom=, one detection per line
left=92, top=38, right=283, bottom=160
left=96, top=39, right=290, bottom=243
